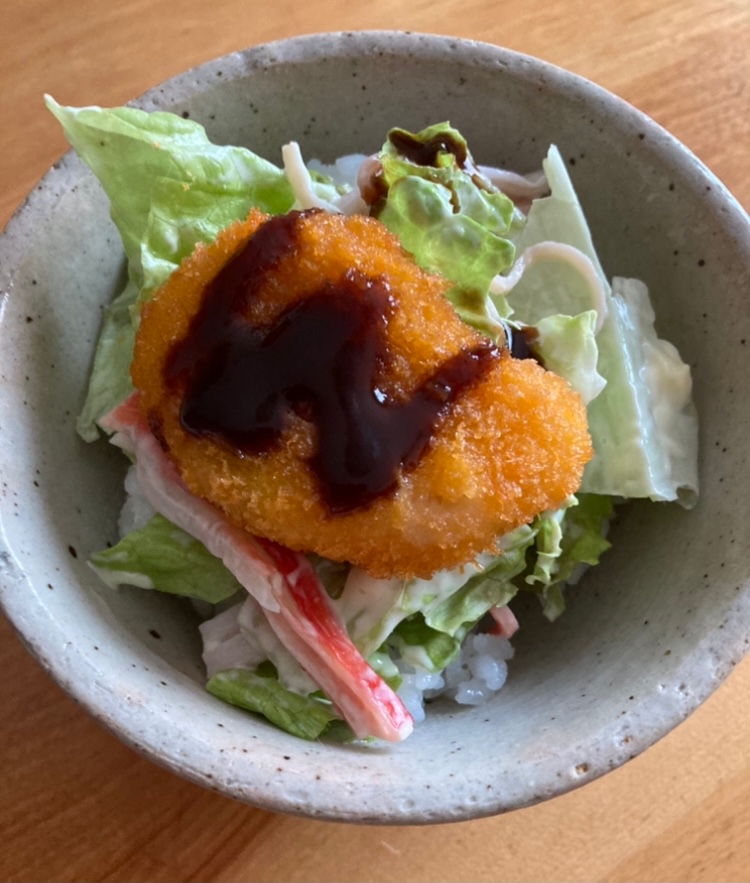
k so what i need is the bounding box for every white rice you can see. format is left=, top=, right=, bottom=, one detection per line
left=396, top=631, right=514, bottom=720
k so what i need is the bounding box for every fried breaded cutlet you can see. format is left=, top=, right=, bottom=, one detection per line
left=131, top=208, right=591, bottom=579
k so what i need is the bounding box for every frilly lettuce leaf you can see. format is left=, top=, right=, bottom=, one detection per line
left=330, top=525, right=535, bottom=659
left=206, top=669, right=340, bottom=741
left=524, top=494, right=614, bottom=620
left=376, top=123, right=517, bottom=333
left=46, top=97, right=293, bottom=438
left=46, top=98, right=292, bottom=282
left=75, top=278, right=139, bottom=441
left=421, top=527, right=532, bottom=635
left=380, top=123, right=517, bottom=237
left=532, top=311, right=606, bottom=405
left=390, top=617, right=462, bottom=672
left=525, top=497, right=578, bottom=589
left=377, top=178, right=515, bottom=332
left=89, top=514, right=242, bottom=603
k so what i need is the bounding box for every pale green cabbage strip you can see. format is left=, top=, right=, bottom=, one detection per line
left=505, top=145, right=698, bottom=506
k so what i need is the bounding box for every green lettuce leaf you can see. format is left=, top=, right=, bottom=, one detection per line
left=504, top=145, right=698, bottom=506
left=75, top=279, right=139, bottom=441
left=422, top=526, right=533, bottom=636
left=532, top=311, right=606, bottom=405
left=390, top=616, right=461, bottom=672
left=380, top=123, right=471, bottom=183
left=89, top=514, right=242, bottom=603
left=332, top=525, right=535, bottom=660
left=380, top=123, right=517, bottom=236
left=46, top=98, right=294, bottom=438
left=525, top=497, right=578, bottom=589
left=376, top=123, right=517, bottom=333
left=206, top=669, right=339, bottom=741
left=366, top=650, right=402, bottom=690
left=496, top=146, right=608, bottom=323
left=46, top=98, right=292, bottom=283
left=524, top=494, right=614, bottom=620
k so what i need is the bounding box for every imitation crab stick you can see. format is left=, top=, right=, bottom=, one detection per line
left=101, top=394, right=413, bottom=742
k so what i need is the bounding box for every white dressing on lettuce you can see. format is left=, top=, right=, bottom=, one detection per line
left=593, top=277, right=699, bottom=504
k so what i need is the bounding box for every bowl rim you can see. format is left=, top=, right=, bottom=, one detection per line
left=1, top=29, right=749, bottom=824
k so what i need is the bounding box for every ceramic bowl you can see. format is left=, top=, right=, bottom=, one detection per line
left=1, top=31, right=749, bottom=823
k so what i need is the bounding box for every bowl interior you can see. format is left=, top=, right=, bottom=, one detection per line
left=1, top=32, right=749, bottom=822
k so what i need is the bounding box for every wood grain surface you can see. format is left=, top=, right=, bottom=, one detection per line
left=1, top=1, right=749, bottom=880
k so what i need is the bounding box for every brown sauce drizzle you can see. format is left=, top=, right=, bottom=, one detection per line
left=509, top=325, right=543, bottom=364
left=388, top=129, right=468, bottom=169
left=164, top=211, right=499, bottom=514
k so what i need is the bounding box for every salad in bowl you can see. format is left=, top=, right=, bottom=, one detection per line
left=47, top=97, right=698, bottom=744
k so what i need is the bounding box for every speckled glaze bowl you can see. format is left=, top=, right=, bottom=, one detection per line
left=1, top=32, right=749, bottom=823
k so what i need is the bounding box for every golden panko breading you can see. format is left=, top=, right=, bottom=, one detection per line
left=131, top=208, right=592, bottom=579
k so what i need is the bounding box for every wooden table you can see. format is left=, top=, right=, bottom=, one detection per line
left=2, top=1, right=749, bottom=880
